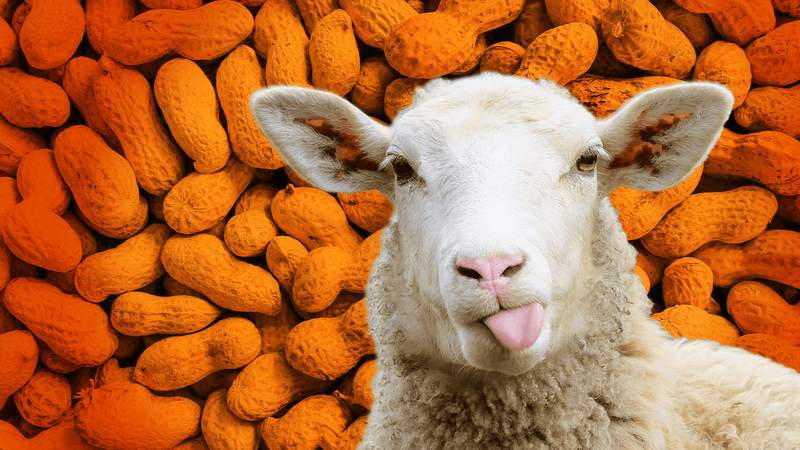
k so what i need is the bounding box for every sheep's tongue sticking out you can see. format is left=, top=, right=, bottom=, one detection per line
left=484, top=302, right=544, bottom=350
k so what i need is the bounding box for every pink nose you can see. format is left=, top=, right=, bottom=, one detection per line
left=456, top=255, right=524, bottom=297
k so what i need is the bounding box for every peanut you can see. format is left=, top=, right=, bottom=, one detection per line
left=227, top=351, right=336, bottom=420
left=161, top=233, right=282, bottom=315
left=651, top=304, right=740, bottom=345
left=727, top=281, right=800, bottom=345
left=134, top=317, right=261, bottom=391
left=293, top=231, right=382, bottom=313
left=2, top=277, right=118, bottom=366
left=661, top=257, right=720, bottom=314
left=286, top=299, right=374, bottom=380
left=641, top=186, right=778, bottom=258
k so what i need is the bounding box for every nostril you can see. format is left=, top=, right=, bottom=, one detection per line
left=502, top=263, right=523, bottom=278
left=457, top=266, right=482, bottom=279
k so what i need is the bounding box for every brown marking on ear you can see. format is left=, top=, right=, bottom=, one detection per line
left=608, top=112, right=694, bottom=172
left=299, top=118, right=381, bottom=171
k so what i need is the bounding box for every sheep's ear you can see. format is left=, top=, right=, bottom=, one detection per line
left=595, top=82, right=734, bottom=194
left=250, top=86, right=394, bottom=195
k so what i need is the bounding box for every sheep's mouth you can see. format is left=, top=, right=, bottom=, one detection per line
left=481, top=302, right=544, bottom=351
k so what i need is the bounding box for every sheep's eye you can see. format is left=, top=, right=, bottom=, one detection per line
left=392, top=158, right=415, bottom=182
left=576, top=152, right=598, bottom=173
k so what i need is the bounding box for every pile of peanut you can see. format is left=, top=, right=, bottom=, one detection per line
left=0, top=0, right=798, bottom=449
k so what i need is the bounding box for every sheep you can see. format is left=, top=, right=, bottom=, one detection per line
left=249, top=72, right=800, bottom=450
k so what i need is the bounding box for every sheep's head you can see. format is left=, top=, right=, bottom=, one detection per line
left=251, top=73, right=733, bottom=375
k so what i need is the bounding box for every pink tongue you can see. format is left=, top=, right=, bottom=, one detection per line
left=484, top=302, right=544, bottom=351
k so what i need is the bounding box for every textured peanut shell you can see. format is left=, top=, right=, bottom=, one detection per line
left=295, top=0, right=339, bottom=34
left=13, top=368, right=71, bottom=427
left=0, top=67, right=70, bottom=128
left=609, top=163, right=702, bottom=240
left=61, top=57, right=121, bottom=151
left=732, top=334, right=800, bottom=373
left=95, top=102, right=156, bottom=172
left=661, top=257, right=720, bottom=314
left=260, top=395, right=351, bottom=450
left=479, top=41, right=525, bottom=75
left=235, top=183, right=279, bottom=218
left=74, top=381, right=201, bottom=450
left=74, top=224, right=174, bottom=303
left=693, top=41, right=751, bottom=109
left=337, top=191, right=393, bottom=233
left=733, top=85, right=800, bottom=139
left=691, top=230, right=800, bottom=288
left=450, top=34, right=487, bottom=76
left=602, top=0, right=696, bottom=79
left=515, top=22, right=598, bottom=85
left=93, top=56, right=186, bottom=196
left=201, top=388, right=261, bottom=450
left=727, top=281, right=800, bottom=345
left=352, top=359, right=377, bottom=409
left=772, top=0, right=800, bottom=17
left=254, top=0, right=311, bottom=86
left=544, top=0, right=608, bottom=41
left=651, top=304, right=740, bottom=345
left=286, top=299, right=374, bottom=380
left=350, top=55, right=399, bottom=117
left=384, top=0, right=526, bottom=78
left=39, top=342, right=82, bottom=374
left=134, top=318, right=262, bottom=391
left=746, top=21, right=800, bottom=87
left=703, top=128, right=800, bottom=196
left=335, top=415, right=369, bottom=450
left=672, top=0, right=775, bottom=46
left=155, top=58, right=230, bottom=174
left=340, top=0, right=417, bottom=48
left=161, top=233, right=282, bottom=315
left=111, top=292, right=221, bottom=337
left=74, top=194, right=149, bottom=240
left=566, top=74, right=681, bottom=118
left=104, top=0, right=253, bottom=65
left=94, top=358, right=135, bottom=388
left=512, top=0, right=553, bottom=48
left=272, top=185, right=364, bottom=253
left=53, top=125, right=140, bottom=228
left=217, top=45, right=285, bottom=169
left=0, top=115, right=47, bottom=175
left=655, top=0, right=717, bottom=51
left=15, top=149, right=71, bottom=215
left=2, top=277, right=118, bottom=366
left=23, top=411, right=101, bottom=450
left=293, top=230, right=382, bottom=313
left=310, top=9, right=360, bottom=96
left=0, top=330, right=38, bottom=408
left=227, top=352, right=336, bottom=421
left=18, top=0, right=84, bottom=70
left=266, top=235, right=309, bottom=295
left=140, top=0, right=202, bottom=8
left=223, top=209, right=278, bottom=258
left=383, top=77, right=428, bottom=120
left=162, top=156, right=254, bottom=234
left=2, top=200, right=82, bottom=273
left=641, top=186, right=778, bottom=258
left=84, top=0, right=136, bottom=55
left=0, top=15, right=17, bottom=66
left=249, top=292, right=301, bottom=355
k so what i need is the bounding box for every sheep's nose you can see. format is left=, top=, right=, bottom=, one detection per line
left=456, top=255, right=524, bottom=297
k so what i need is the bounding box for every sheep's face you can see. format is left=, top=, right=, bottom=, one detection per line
left=250, top=73, right=734, bottom=376
left=385, top=79, right=605, bottom=374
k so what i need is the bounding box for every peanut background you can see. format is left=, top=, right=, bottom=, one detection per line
left=0, top=0, right=799, bottom=449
